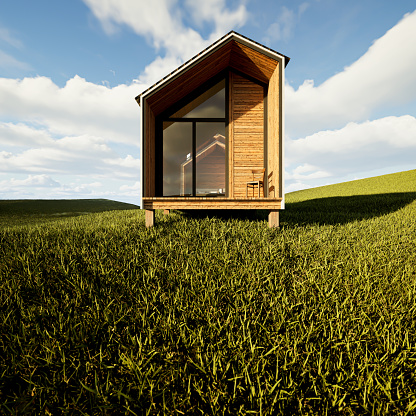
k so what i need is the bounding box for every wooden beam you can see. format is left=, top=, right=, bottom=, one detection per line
left=268, top=210, right=279, bottom=228
left=145, top=209, right=155, bottom=228
left=143, top=197, right=282, bottom=210
left=163, top=209, right=170, bottom=215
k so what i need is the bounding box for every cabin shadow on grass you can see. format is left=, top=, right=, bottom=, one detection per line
left=282, top=192, right=416, bottom=226
left=167, top=192, right=416, bottom=227
left=179, top=209, right=269, bottom=223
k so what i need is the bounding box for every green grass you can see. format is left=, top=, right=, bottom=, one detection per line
left=0, top=199, right=139, bottom=228
left=1, top=170, right=416, bottom=415
left=286, top=169, right=416, bottom=203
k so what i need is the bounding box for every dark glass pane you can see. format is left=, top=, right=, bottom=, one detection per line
left=196, top=123, right=226, bottom=196
left=163, top=122, right=192, bottom=196
left=170, top=79, right=225, bottom=119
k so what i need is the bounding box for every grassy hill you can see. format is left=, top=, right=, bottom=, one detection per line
left=283, top=169, right=416, bottom=226
left=286, top=168, right=416, bottom=202
left=0, top=170, right=415, bottom=414
left=0, top=198, right=140, bottom=228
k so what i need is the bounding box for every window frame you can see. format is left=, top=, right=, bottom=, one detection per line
left=155, top=70, right=229, bottom=197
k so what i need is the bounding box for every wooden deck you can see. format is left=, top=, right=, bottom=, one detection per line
left=142, top=197, right=282, bottom=210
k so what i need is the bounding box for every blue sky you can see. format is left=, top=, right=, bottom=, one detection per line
left=1, top=0, right=416, bottom=204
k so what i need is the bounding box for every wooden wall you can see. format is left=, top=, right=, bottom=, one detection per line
left=267, top=64, right=280, bottom=198
left=229, top=73, right=264, bottom=198
left=143, top=103, right=156, bottom=197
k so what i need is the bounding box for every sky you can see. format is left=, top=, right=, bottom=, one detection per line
left=1, top=0, right=416, bottom=205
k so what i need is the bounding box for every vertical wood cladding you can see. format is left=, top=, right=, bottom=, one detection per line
left=267, top=65, right=280, bottom=198
left=230, top=73, right=264, bottom=198
left=144, top=103, right=156, bottom=197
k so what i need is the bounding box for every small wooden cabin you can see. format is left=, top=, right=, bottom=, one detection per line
left=136, top=31, right=289, bottom=227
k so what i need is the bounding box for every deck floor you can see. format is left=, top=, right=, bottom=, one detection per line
left=142, top=197, right=282, bottom=210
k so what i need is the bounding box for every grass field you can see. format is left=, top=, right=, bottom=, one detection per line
left=1, top=169, right=415, bottom=415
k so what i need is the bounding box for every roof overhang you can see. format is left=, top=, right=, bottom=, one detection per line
left=136, top=31, right=289, bottom=115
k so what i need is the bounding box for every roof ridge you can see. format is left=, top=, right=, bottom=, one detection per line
left=136, top=31, right=289, bottom=101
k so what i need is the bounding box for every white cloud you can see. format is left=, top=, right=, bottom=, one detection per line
left=138, top=55, right=183, bottom=87
left=0, top=75, right=143, bottom=145
left=83, top=0, right=248, bottom=81
left=0, top=25, right=31, bottom=71
left=184, top=0, right=248, bottom=39
left=298, top=2, right=309, bottom=15
left=285, top=181, right=312, bottom=193
left=265, top=7, right=295, bottom=43
left=0, top=122, right=53, bottom=147
left=0, top=172, right=140, bottom=202
left=0, top=122, right=139, bottom=178
left=264, top=3, right=308, bottom=44
left=288, top=115, right=416, bottom=160
left=105, top=154, right=138, bottom=168
left=0, top=174, right=60, bottom=190
left=69, top=181, right=103, bottom=194
left=119, top=181, right=141, bottom=198
left=84, top=0, right=204, bottom=59
left=0, top=26, right=23, bottom=49
left=286, top=10, right=416, bottom=138
left=0, top=50, right=31, bottom=71
left=286, top=163, right=331, bottom=181
left=120, top=181, right=140, bottom=192
left=285, top=115, right=416, bottom=190
left=56, top=135, right=113, bottom=154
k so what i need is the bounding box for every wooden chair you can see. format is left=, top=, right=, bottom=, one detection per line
left=246, top=169, right=265, bottom=197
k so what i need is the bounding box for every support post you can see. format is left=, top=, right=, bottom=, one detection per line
left=268, top=210, right=279, bottom=228
left=163, top=209, right=170, bottom=215
left=145, top=209, right=155, bottom=228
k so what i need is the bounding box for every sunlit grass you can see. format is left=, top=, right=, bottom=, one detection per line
left=1, top=170, right=416, bottom=414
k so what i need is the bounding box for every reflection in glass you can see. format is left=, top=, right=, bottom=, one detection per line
left=195, top=123, right=226, bottom=196
left=170, top=79, right=225, bottom=119
left=163, top=122, right=192, bottom=196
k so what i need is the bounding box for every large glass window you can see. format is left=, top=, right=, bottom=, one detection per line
left=196, top=123, right=225, bottom=195
left=161, top=78, right=227, bottom=197
left=170, top=79, right=225, bottom=119
left=163, top=122, right=192, bottom=196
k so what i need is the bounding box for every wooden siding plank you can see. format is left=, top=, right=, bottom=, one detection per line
left=267, top=65, right=280, bottom=198
left=231, top=74, right=264, bottom=198
left=144, top=104, right=156, bottom=197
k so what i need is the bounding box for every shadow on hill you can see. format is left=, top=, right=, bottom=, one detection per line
left=0, top=199, right=140, bottom=217
left=179, top=209, right=267, bottom=222
left=282, top=192, right=416, bottom=226
left=175, top=192, right=416, bottom=227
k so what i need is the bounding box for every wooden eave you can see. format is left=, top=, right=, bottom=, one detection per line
left=136, top=32, right=289, bottom=117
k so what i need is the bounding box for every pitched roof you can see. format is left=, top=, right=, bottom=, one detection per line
left=136, top=31, right=289, bottom=104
